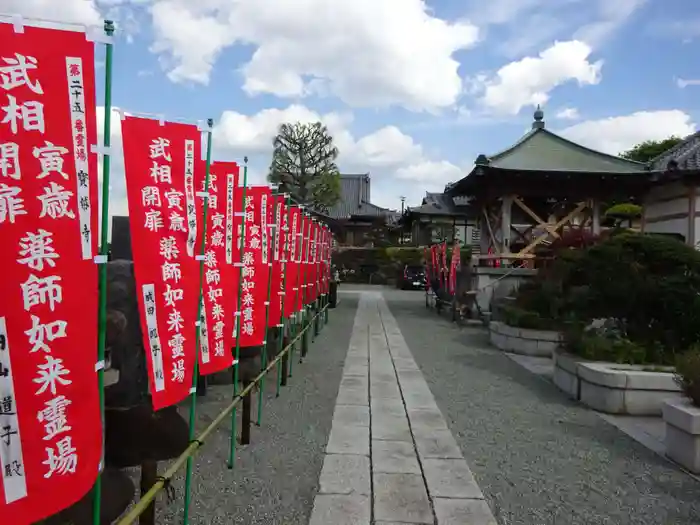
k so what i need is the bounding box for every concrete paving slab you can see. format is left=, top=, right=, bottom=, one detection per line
left=433, top=498, right=497, bottom=525
left=343, top=364, right=368, bottom=377
left=371, top=380, right=403, bottom=399
left=308, top=494, right=371, bottom=525
left=372, top=414, right=413, bottom=442
left=422, top=458, right=484, bottom=499
left=373, top=473, right=433, bottom=524
left=414, top=430, right=464, bottom=459
left=372, top=440, right=422, bottom=474
left=371, top=397, right=406, bottom=417
left=333, top=405, right=370, bottom=427
left=319, top=454, right=371, bottom=496
left=326, top=425, right=370, bottom=455
left=337, top=385, right=369, bottom=406
left=407, top=408, right=449, bottom=433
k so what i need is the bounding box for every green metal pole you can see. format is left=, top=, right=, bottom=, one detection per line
left=256, top=187, right=277, bottom=425
left=92, top=19, right=115, bottom=525
left=228, top=158, right=249, bottom=469
left=275, top=194, right=291, bottom=397
left=183, top=118, right=214, bottom=525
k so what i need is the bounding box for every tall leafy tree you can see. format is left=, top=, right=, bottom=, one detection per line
left=268, top=122, right=342, bottom=212
left=620, top=136, right=684, bottom=163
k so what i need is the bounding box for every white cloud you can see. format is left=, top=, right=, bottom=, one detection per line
left=213, top=105, right=351, bottom=155
left=677, top=78, right=700, bottom=89
left=467, top=0, right=546, bottom=26
left=476, top=40, right=602, bottom=115
left=555, top=107, right=580, bottom=120
left=651, top=18, right=700, bottom=43
left=559, top=110, right=696, bottom=155
left=1, top=0, right=101, bottom=26
left=212, top=104, right=461, bottom=207
left=96, top=107, right=128, bottom=216
left=147, top=0, right=479, bottom=112
left=575, top=0, right=647, bottom=48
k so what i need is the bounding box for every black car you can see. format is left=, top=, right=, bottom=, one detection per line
left=397, top=265, right=426, bottom=290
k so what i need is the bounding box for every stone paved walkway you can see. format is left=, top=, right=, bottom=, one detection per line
left=309, top=292, right=496, bottom=525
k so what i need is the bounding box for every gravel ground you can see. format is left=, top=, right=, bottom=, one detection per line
left=383, top=288, right=700, bottom=525
left=123, top=296, right=357, bottom=525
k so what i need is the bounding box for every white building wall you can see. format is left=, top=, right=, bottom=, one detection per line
left=644, top=181, right=692, bottom=244
left=646, top=217, right=688, bottom=240
left=645, top=197, right=687, bottom=220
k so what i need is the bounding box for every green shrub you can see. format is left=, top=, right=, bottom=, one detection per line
left=675, top=349, right=700, bottom=407
left=563, top=322, right=663, bottom=364
left=559, top=233, right=700, bottom=353
left=502, top=305, right=559, bottom=331
left=604, top=203, right=642, bottom=220
left=508, top=233, right=700, bottom=364
left=332, top=246, right=472, bottom=284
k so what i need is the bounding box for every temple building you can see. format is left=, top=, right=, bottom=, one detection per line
left=445, top=106, right=650, bottom=265
left=327, top=173, right=400, bottom=246
left=642, top=132, right=700, bottom=246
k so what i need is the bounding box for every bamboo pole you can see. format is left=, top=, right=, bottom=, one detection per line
left=114, top=308, right=327, bottom=525
left=182, top=118, right=214, bottom=525
left=92, top=19, right=115, bottom=525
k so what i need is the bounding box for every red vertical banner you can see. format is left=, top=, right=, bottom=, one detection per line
left=238, top=186, right=271, bottom=347
left=0, top=23, right=101, bottom=523
left=299, top=214, right=310, bottom=310
left=423, top=247, right=430, bottom=287
left=268, top=195, right=286, bottom=327
left=318, top=226, right=326, bottom=295
left=449, top=242, right=460, bottom=295
left=122, top=117, right=200, bottom=410
left=195, top=161, right=239, bottom=375
left=313, top=222, right=321, bottom=301
left=441, top=241, right=448, bottom=288
left=285, top=206, right=301, bottom=318
left=307, top=220, right=316, bottom=303
left=323, top=226, right=330, bottom=294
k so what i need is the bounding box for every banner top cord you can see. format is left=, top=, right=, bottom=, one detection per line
left=0, top=13, right=115, bottom=42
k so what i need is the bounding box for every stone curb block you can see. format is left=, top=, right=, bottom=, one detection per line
left=663, top=398, right=700, bottom=474
left=489, top=321, right=561, bottom=357
left=553, top=352, right=683, bottom=415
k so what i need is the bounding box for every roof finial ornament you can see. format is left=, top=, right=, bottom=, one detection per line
left=532, top=104, right=545, bottom=129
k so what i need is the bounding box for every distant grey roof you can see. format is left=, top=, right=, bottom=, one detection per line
left=327, top=173, right=399, bottom=220
left=651, top=131, right=700, bottom=171
left=407, top=192, right=474, bottom=217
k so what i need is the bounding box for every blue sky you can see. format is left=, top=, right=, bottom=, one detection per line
left=7, top=0, right=700, bottom=214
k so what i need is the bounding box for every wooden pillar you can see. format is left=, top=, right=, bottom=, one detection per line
left=478, top=211, right=490, bottom=256
left=591, top=199, right=601, bottom=236
left=501, top=196, right=512, bottom=254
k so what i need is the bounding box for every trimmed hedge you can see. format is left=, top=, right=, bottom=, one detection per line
left=511, top=233, right=700, bottom=364
left=333, top=246, right=471, bottom=284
